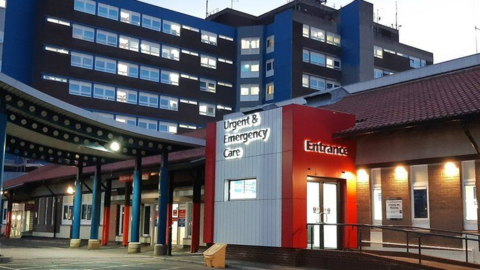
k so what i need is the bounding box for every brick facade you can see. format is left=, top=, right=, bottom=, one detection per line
left=357, top=174, right=371, bottom=243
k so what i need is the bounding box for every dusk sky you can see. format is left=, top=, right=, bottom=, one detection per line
left=140, top=0, right=480, bottom=64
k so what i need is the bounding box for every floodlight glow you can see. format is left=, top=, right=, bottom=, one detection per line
left=110, top=141, right=120, bottom=152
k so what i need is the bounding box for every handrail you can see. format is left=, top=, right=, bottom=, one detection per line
left=306, top=222, right=479, bottom=265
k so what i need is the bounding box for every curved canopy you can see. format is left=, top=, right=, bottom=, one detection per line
left=0, top=73, right=205, bottom=167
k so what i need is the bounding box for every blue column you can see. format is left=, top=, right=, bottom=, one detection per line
left=157, top=151, right=169, bottom=246
left=71, top=166, right=83, bottom=240
left=90, top=164, right=102, bottom=240
left=0, top=101, right=7, bottom=226
left=130, top=157, right=142, bottom=243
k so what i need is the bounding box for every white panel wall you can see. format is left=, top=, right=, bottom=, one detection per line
left=214, top=108, right=283, bottom=247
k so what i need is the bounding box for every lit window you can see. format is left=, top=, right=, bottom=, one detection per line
left=46, top=17, right=71, bottom=27
left=309, top=76, right=326, bottom=91
left=160, top=96, right=178, bottom=111
left=74, top=0, right=95, bottom=15
left=120, top=9, right=140, bottom=26
left=326, top=56, right=341, bottom=70
left=302, top=74, right=309, bottom=88
left=311, top=27, right=325, bottom=42
left=228, top=179, right=256, bottom=200
left=326, top=80, right=341, bottom=90
left=116, top=115, right=136, bottom=126
left=374, top=46, right=383, bottom=58
left=96, top=30, right=118, bottom=47
left=266, top=35, right=274, bottom=54
left=71, top=52, right=93, bottom=69
left=162, top=46, right=180, bottom=61
left=119, top=35, right=139, bottom=52
left=411, top=165, right=430, bottom=227
left=199, top=103, right=215, bottom=117
left=138, top=118, right=158, bottom=131
left=310, top=51, right=325, bottom=67
left=140, top=66, right=160, bottom=82
left=462, top=161, right=477, bottom=230
left=240, top=61, right=260, bottom=78
left=201, top=31, right=217, bottom=45
left=45, top=46, right=69, bottom=54
left=302, top=24, right=310, bottom=38
left=142, top=15, right=161, bottom=31
left=161, top=71, right=179, bottom=86
left=139, top=92, right=159, bottom=108
left=371, top=168, right=382, bottom=225
left=410, top=56, right=421, bottom=69
left=266, top=59, right=274, bottom=77
left=62, top=196, right=74, bottom=223
left=117, top=62, right=139, bottom=78
left=326, top=32, right=341, bottom=46
left=163, top=20, right=181, bottom=36
left=43, top=75, right=67, bottom=83
left=69, top=80, right=92, bottom=97
left=72, top=24, right=95, bottom=42
left=219, top=35, right=234, bottom=41
left=95, top=57, right=116, bottom=74
left=159, top=122, right=177, bottom=134
left=93, top=84, right=115, bottom=101
left=97, top=3, right=119, bottom=21
left=201, top=55, right=217, bottom=69
left=240, top=84, right=259, bottom=102
left=265, top=83, right=274, bottom=101
left=374, top=68, right=383, bottom=79
left=200, top=78, right=216, bottom=93
left=117, top=89, right=137, bottom=104
left=140, top=40, right=160, bottom=56
left=241, top=38, right=260, bottom=55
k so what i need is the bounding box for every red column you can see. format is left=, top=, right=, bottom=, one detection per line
left=4, top=192, right=12, bottom=239
left=190, top=169, right=202, bottom=253
left=203, top=123, right=217, bottom=245
left=101, top=179, right=112, bottom=246
left=122, top=182, right=132, bottom=247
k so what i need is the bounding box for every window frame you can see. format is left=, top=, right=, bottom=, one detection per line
left=119, top=35, right=139, bottom=52
left=201, top=55, right=217, bottom=69
left=117, top=62, right=139, bottom=78
left=161, top=70, right=179, bottom=86
left=140, top=66, right=160, bottom=82
left=240, top=84, right=260, bottom=102
left=374, top=46, right=383, bottom=58
left=200, top=78, right=216, bottom=93
left=163, top=20, right=181, bottom=36
left=93, top=84, right=115, bottom=101
left=227, top=178, right=257, bottom=201
left=71, top=52, right=93, bottom=69
left=371, top=168, right=382, bottom=225
left=96, top=30, right=118, bottom=47
left=72, top=24, right=95, bottom=42
left=265, top=82, right=274, bottom=101
left=116, top=115, right=137, bottom=126
left=74, top=0, right=96, bottom=15
left=462, top=161, right=478, bottom=230
left=410, top=165, right=430, bottom=227
left=140, top=40, right=160, bottom=57
left=240, top=61, right=260, bottom=78
left=241, top=38, right=260, bottom=55
left=199, top=102, right=216, bottom=117
left=94, top=57, right=117, bottom=74
left=266, top=35, right=274, bottom=54
left=142, top=15, right=161, bottom=31
left=97, top=3, right=119, bottom=21
left=116, top=88, right=138, bottom=105
left=201, top=30, right=218, bottom=46
left=160, top=96, right=179, bottom=111
left=159, top=121, right=178, bottom=134
left=138, top=92, right=159, bottom=108
left=69, top=80, right=92, bottom=97
left=120, top=9, right=141, bottom=26
left=138, top=118, right=158, bottom=131
left=161, top=45, right=180, bottom=61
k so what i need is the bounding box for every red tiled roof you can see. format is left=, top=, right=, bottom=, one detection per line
left=324, top=66, right=480, bottom=136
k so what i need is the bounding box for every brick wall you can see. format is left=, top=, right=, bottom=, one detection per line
left=356, top=174, right=371, bottom=244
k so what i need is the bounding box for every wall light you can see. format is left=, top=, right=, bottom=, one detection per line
left=110, top=141, right=120, bottom=152
left=66, top=186, right=75, bottom=195
left=444, top=162, right=459, bottom=177
left=357, top=169, right=369, bottom=182
left=395, top=166, right=408, bottom=181
left=341, top=171, right=355, bottom=181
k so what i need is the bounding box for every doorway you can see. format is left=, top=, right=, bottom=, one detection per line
left=307, top=178, right=342, bottom=249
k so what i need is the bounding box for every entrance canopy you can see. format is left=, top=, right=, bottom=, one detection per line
left=0, top=73, right=205, bottom=167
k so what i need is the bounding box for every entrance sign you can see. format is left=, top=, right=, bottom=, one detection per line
left=386, top=198, right=403, bottom=220
left=304, top=140, right=348, bottom=156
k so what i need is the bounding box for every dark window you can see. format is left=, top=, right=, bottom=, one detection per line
left=414, top=189, right=428, bottom=218
left=63, top=205, right=73, bottom=220
left=81, top=204, right=92, bottom=220
left=143, top=206, right=151, bottom=235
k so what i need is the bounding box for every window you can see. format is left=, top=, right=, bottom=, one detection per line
left=140, top=41, right=160, bottom=56
left=240, top=84, right=259, bottom=102
left=120, top=9, right=140, bottom=26
left=162, top=46, right=180, bottom=61
left=117, top=89, right=137, bottom=104
left=159, top=122, right=177, bottom=134
left=374, top=46, right=383, bottom=58
left=266, top=59, right=274, bottom=77
left=326, top=32, right=341, bottom=46
left=265, top=83, right=274, bottom=101
left=43, top=75, right=67, bottom=83
left=311, top=27, right=325, bottom=42
left=95, top=57, right=116, bottom=74
left=240, top=61, right=260, bottom=78
left=462, top=161, right=477, bottom=230
left=163, top=20, right=181, bottom=36
left=117, top=62, right=138, bottom=78
left=72, top=25, right=94, bottom=42
left=228, top=179, right=256, bottom=200
left=74, top=0, right=96, bottom=15
left=142, top=15, right=161, bottom=31
left=374, top=68, right=383, bottom=79
left=201, top=55, right=217, bottom=69
left=160, top=96, right=178, bottom=111
left=138, top=118, right=158, bottom=130
left=303, top=24, right=310, bottom=38
left=81, top=204, right=92, bottom=221
left=310, top=51, right=326, bottom=67
left=119, top=35, right=139, bottom=52
left=161, top=71, right=179, bottom=86
left=96, top=30, right=117, bottom=47
left=62, top=196, right=74, bottom=224
left=310, top=76, right=326, bottom=91
left=139, top=92, right=158, bottom=108
left=241, top=38, right=260, bottom=55
left=140, top=66, right=160, bottom=82
left=303, top=49, right=310, bottom=63
left=45, top=197, right=49, bottom=225
left=371, top=168, right=382, bottom=225
left=326, top=80, right=341, bottom=90
left=201, top=31, right=217, bottom=45
left=116, top=115, right=136, bottom=126
left=302, top=74, right=309, bottom=88
left=200, top=78, right=216, bottom=93
left=326, top=56, right=341, bottom=70
left=421, top=60, right=426, bottom=68
left=410, top=56, right=421, bottom=68
left=71, top=52, right=93, bottom=69
left=45, top=46, right=69, bottom=54
left=266, top=35, right=274, bottom=54
left=46, top=17, right=71, bottom=27
left=93, top=84, right=115, bottom=101
left=95, top=112, right=114, bottom=119
left=69, top=80, right=91, bottom=97
left=199, top=103, right=215, bottom=117
left=98, top=3, right=119, bottom=21
left=411, top=165, right=429, bottom=227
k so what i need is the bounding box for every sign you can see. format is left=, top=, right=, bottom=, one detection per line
left=119, top=173, right=150, bottom=182
left=304, top=140, right=348, bottom=156
left=178, top=205, right=186, bottom=227
left=222, top=113, right=270, bottom=160
left=386, top=198, right=403, bottom=220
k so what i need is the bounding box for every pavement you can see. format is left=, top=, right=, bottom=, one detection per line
left=0, top=238, right=306, bottom=270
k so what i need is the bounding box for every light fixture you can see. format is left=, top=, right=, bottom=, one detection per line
left=444, top=162, right=459, bottom=177
left=395, top=166, right=408, bottom=180
left=66, top=186, right=75, bottom=194
left=110, top=141, right=120, bottom=152
left=357, top=169, right=369, bottom=182
left=341, top=171, right=355, bottom=181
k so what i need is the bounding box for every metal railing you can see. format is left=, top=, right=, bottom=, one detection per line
left=307, top=223, right=480, bottom=265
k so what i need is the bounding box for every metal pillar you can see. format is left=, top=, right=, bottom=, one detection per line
left=122, top=182, right=131, bottom=247
left=70, top=166, right=83, bottom=248
left=154, top=150, right=169, bottom=256
left=190, top=170, right=202, bottom=253
left=101, top=179, right=112, bottom=246
left=128, top=157, right=142, bottom=254
left=0, top=101, right=7, bottom=231
left=88, top=164, right=102, bottom=250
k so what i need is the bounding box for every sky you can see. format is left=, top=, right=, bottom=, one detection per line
left=139, top=0, right=480, bottom=63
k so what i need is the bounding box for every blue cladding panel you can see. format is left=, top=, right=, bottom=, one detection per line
left=272, top=9, right=292, bottom=103
left=340, top=1, right=361, bottom=70
left=3, top=0, right=37, bottom=84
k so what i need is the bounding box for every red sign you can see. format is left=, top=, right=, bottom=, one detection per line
left=119, top=173, right=150, bottom=182
left=179, top=209, right=186, bottom=219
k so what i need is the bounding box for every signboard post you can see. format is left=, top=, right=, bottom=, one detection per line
left=386, top=198, right=403, bottom=220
